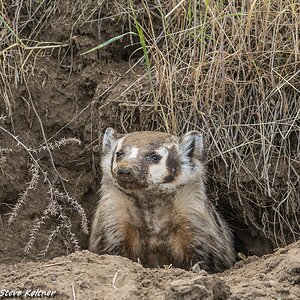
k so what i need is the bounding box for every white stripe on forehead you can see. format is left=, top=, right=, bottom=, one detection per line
left=128, top=146, right=139, bottom=159
left=115, top=138, right=139, bottom=159
left=115, top=137, right=124, bottom=152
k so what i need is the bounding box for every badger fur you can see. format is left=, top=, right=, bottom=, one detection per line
left=89, top=128, right=235, bottom=272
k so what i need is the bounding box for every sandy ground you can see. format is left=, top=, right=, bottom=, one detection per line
left=0, top=241, right=299, bottom=300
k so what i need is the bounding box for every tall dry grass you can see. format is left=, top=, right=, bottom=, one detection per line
left=97, top=0, right=300, bottom=247
left=0, top=0, right=96, bottom=256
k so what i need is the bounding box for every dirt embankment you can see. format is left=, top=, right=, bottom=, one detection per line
left=0, top=241, right=299, bottom=300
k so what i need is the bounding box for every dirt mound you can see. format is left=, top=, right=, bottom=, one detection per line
left=1, top=241, right=299, bottom=300
left=223, top=241, right=300, bottom=299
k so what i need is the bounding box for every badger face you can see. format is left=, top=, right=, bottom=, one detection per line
left=101, top=128, right=205, bottom=193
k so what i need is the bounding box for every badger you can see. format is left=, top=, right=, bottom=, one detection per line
left=89, top=128, right=235, bottom=272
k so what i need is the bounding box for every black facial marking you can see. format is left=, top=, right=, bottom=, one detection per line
left=146, top=152, right=162, bottom=163
left=115, top=150, right=125, bottom=161
left=164, top=146, right=181, bottom=183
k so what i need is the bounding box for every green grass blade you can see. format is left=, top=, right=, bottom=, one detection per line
left=0, top=14, right=25, bottom=47
left=80, top=32, right=138, bottom=56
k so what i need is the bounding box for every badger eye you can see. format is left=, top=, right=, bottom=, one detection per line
left=147, top=153, right=162, bottom=162
left=115, top=151, right=124, bottom=160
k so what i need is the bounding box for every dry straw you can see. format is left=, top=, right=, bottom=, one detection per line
left=96, top=0, right=300, bottom=247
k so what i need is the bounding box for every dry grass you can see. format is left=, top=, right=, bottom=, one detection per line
left=0, top=0, right=299, bottom=254
left=0, top=0, right=104, bottom=256
left=96, top=0, right=300, bottom=247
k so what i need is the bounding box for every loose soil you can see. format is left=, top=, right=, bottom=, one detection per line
left=0, top=241, right=299, bottom=299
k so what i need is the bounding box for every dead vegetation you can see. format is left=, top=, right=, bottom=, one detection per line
left=0, top=115, right=88, bottom=256
left=96, top=0, right=300, bottom=248
left=0, top=0, right=299, bottom=258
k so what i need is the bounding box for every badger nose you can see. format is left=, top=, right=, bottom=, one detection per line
left=117, top=167, right=133, bottom=176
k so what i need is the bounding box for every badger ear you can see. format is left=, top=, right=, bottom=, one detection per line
left=102, top=127, right=119, bottom=154
left=179, top=131, right=204, bottom=160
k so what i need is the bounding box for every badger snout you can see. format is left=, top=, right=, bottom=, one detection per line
left=114, top=164, right=138, bottom=184
left=117, top=166, right=134, bottom=177
left=113, top=163, right=147, bottom=189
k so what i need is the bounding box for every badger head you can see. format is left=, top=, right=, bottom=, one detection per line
left=101, top=128, right=205, bottom=193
